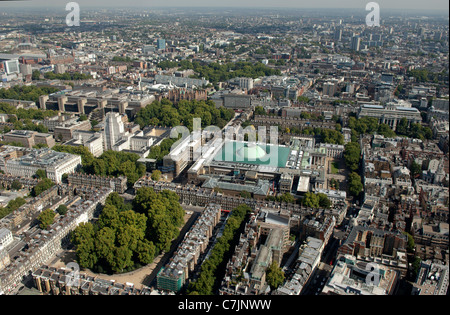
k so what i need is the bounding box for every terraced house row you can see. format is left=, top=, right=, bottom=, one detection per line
left=0, top=187, right=112, bottom=294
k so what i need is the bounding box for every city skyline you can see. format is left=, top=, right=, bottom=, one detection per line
left=0, top=0, right=448, bottom=12
left=0, top=0, right=448, bottom=299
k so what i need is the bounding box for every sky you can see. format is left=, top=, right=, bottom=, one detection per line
left=0, top=0, right=448, bottom=12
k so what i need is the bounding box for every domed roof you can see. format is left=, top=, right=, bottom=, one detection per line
left=237, top=144, right=267, bottom=160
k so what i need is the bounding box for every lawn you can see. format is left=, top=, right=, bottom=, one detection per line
left=330, top=161, right=340, bottom=174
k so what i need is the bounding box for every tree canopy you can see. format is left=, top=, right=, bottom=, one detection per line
left=147, top=137, right=179, bottom=162
left=0, top=103, right=53, bottom=133
left=407, top=68, right=447, bottom=84
left=410, top=161, right=422, bottom=179
left=71, top=190, right=179, bottom=274
left=133, top=187, right=185, bottom=253
left=266, top=192, right=297, bottom=204
left=43, top=72, right=93, bottom=81
left=286, top=126, right=344, bottom=145
left=301, top=192, right=331, bottom=209
left=57, top=204, right=68, bottom=216
left=348, top=172, right=363, bottom=198
left=0, top=102, right=59, bottom=120
left=254, top=106, right=267, bottom=116
left=35, top=169, right=47, bottom=179
left=0, top=197, right=26, bottom=220
left=348, top=116, right=397, bottom=140
left=266, top=261, right=285, bottom=290
left=53, top=145, right=145, bottom=186
left=10, top=180, right=23, bottom=191
left=134, top=98, right=234, bottom=131
left=0, top=86, right=60, bottom=104
left=151, top=170, right=162, bottom=181
left=31, top=178, right=55, bottom=197
left=157, top=60, right=281, bottom=84
left=396, top=118, right=433, bottom=140
left=344, top=142, right=361, bottom=173
left=38, top=209, right=56, bottom=230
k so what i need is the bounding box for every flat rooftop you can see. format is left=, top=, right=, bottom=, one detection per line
left=213, top=141, right=291, bottom=168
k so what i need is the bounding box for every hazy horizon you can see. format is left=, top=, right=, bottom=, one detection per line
left=0, top=0, right=448, bottom=13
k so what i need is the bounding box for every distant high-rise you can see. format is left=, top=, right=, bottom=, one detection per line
left=334, top=29, right=342, bottom=41
left=351, top=36, right=361, bottom=52
left=157, top=39, right=166, bottom=50
left=434, top=31, right=443, bottom=41
left=104, top=112, right=125, bottom=151
left=238, top=77, right=254, bottom=90
left=323, top=82, right=336, bottom=97
left=19, top=63, right=32, bottom=76
left=372, top=34, right=382, bottom=42
left=143, top=45, right=155, bottom=54
left=54, top=64, right=66, bottom=74
left=419, top=27, right=425, bottom=36
left=3, top=59, right=19, bottom=74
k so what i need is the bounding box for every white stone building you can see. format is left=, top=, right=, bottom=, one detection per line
left=4, top=148, right=81, bottom=184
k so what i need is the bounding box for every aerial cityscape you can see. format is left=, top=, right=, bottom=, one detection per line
left=0, top=0, right=448, bottom=301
